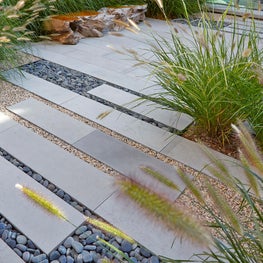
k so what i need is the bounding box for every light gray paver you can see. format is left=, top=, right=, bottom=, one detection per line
left=4, top=69, right=78, bottom=104
left=88, top=84, right=193, bottom=131
left=0, top=156, right=84, bottom=254
left=95, top=191, right=204, bottom=260
left=74, top=130, right=186, bottom=201
left=9, top=98, right=95, bottom=144
left=8, top=99, right=186, bottom=201
left=162, top=136, right=247, bottom=184
left=0, top=239, right=25, bottom=263
left=0, top=112, right=17, bottom=132
left=0, top=118, right=117, bottom=211
left=61, top=96, right=176, bottom=151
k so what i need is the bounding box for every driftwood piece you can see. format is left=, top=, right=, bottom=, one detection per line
left=43, top=11, right=106, bottom=44
left=42, top=5, right=147, bottom=44
left=99, top=4, right=148, bottom=31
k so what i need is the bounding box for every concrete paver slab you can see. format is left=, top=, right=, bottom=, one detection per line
left=9, top=98, right=95, bottom=144
left=0, top=239, right=25, bottom=263
left=0, top=156, right=84, bottom=254
left=74, top=130, right=186, bottom=202
left=162, top=136, right=247, bottom=184
left=0, top=120, right=117, bottom=211
left=88, top=84, right=193, bottom=131
left=95, top=191, right=204, bottom=260
left=62, top=96, right=175, bottom=151
left=0, top=112, right=17, bottom=133
left=4, top=70, right=78, bottom=105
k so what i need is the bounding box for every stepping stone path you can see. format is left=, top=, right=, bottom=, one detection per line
left=1, top=17, right=253, bottom=262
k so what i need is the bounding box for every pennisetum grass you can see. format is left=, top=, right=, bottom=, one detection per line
left=128, top=0, right=263, bottom=147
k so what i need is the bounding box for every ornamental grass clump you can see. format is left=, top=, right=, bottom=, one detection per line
left=117, top=122, right=263, bottom=262
left=134, top=0, right=263, bottom=146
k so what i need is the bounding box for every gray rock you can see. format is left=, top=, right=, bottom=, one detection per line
left=6, top=238, right=16, bottom=249
left=27, top=239, right=36, bottom=249
left=31, top=254, right=47, bottom=263
left=23, top=251, right=31, bottom=262
left=49, top=250, right=60, bottom=260
left=23, top=166, right=31, bottom=173
left=77, top=254, right=83, bottom=263
left=130, top=257, right=138, bottom=263
left=33, top=173, right=42, bottom=182
left=50, top=261, right=59, bottom=263
left=58, top=255, right=67, bottom=263
left=16, top=243, right=27, bottom=252
left=40, top=260, right=48, bottom=263
left=64, top=236, right=74, bottom=248
left=140, top=247, right=151, bottom=258
left=57, top=189, right=64, bottom=198
left=86, top=234, right=98, bottom=244
left=79, top=231, right=92, bottom=239
left=14, top=248, right=22, bottom=257
left=43, top=180, right=49, bottom=187
left=149, top=256, right=160, bottom=263
left=48, top=183, right=56, bottom=191
left=121, top=240, right=133, bottom=253
left=58, top=245, right=66, bottom=255
left=84, top=245, right=96, bottom=251
left=72, top=240, right=84, bottom=253
left=66, top=256, right=74, bottom=263
left=17, top=234, right=27, bottom=245
left=82, top=251, right=93, bottom=262
left=75, top=225, right=88, bottom=235
left=2, top=229, right=9, bottom=240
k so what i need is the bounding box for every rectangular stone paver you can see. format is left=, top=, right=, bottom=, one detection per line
left=4, top=70, right=78, bottom=105
left=74, top=130, right=186, bottom=202
left=62, top=96, right=175, bottom=151
left=8, top=99, right=186, bottom=201
left=0, top=117, right=117, bottom=211
left=95, top=191, right=204, bottom=260
left=161, top=136, right=248, bottom=184
left=0, top=156, right=84, bottom=254
left=9, top=98, right=95, bottom=144
left=0, top=112, right=17, bottom=133
left=0, top=239, right=25, bottom=263
left=88, top=84, right=193, bottom=131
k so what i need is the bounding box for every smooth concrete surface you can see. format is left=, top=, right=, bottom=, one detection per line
left=5, top=69, right=79, bottom=105
left=9, top=98, right=95, bottom=144
left=95, top=191, right=205, bottom=260
left=61, top=96, right=176, bottom=152
left=0, top=156, right=84, bottom=254
left=74, top=130, right=186, bottom=202
left=88, top=84, right=193, bottom=131
left=0, top=121, right=117, bottom=211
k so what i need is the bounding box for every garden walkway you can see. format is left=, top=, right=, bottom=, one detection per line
left=1, top=17, right=260, bottom=262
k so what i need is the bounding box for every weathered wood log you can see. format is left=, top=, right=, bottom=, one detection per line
left=42, top=5, right=147, bottom=44
left=98, top=4, right=147, bottom=31
left=43, top=11, right=106, bottom=44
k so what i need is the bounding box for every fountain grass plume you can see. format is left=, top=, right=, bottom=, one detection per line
left=86, top=217, right=134, bottom=244
left=97, top=237, right=135, bottom=263
left=117, top=177, right=211, bottom=246
left=140, top=166, right=179, bottom=191
left=15, top=183, right=67, bottom=221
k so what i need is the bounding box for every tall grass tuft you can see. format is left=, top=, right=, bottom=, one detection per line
left=135, top=1, right=263, bottom=146
left=145, top=0, right=205, bottom=19
left=117, top=122, right=263, bottom=262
